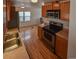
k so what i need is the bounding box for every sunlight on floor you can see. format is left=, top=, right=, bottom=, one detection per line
left=21, top=29, right=32, bottom=40
left=24, top=31, right=31, bottom=40
left=20, top=26, right=38, bottom=41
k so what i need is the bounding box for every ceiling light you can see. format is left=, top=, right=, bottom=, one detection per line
left=42, top=2, right=45, bottom=6
left=31, top=0, right=38, bottom=3
left=21, top=7, right=24, bottom=8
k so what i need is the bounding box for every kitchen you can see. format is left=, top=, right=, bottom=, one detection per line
left=3, top=0, right=76, bottom=59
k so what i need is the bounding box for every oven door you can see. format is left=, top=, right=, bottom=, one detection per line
left=43, top=31, right=55, bottom=48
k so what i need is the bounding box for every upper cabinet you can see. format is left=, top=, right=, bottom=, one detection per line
left=42, top=3, right=52, bottom=17
left=42, top=5, right=47, bottom=17
left=60, top=1, right=70, bottom=21
left=45, top=3, right=53, bottom=10
left=52, top=2, right=60, bottom=10
left=42, top=2, right=60, bottom=17
left=42, top=1, right=70, bottom=21
left=6, top=0, right=15, bottom=21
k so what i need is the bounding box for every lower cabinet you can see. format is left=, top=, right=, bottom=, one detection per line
left=38, top=26, right=44, bottom=40
left=38, top=26, right=68, bottom=59
left=55, top=36, right=68, bottom=59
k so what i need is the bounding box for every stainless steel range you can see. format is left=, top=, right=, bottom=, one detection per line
left=43, top=21, right=63, bottom=53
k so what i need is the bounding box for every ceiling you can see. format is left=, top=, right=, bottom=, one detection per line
left=10, top=0, right=54, bottom=8
left=11, top=0, right=53, bottom=3
left=3, top=0, right=70, bottom=8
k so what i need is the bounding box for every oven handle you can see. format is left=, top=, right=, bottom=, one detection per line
left=44, top=31, right=54, bottom=36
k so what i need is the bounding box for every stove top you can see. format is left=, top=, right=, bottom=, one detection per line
left=43, top=24, right=63, bottom=34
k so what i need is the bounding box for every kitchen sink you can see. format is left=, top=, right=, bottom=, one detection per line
left=3, top=32, right=21, bottom=52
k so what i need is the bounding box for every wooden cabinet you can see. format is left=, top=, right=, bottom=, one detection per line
left=42, top=3, right=53, bottom=17
left=42, top=2, right=60, bottom=17
left=10, top=6, right=15, bottom=20
left=55, top=35, right=68, bottom=59
left=38, top=26, right=44, bottom=40
left=52, top=2, right=60, bottom=10
left=45, top=3, right=53, bottom=10
left=6, top=0, right=15, bottom=21
left=60, top=1, right=70, bottom=21
left=6, top=0, right=11, bottom=21
left=6, top=0, right=16, bottom=30
left=42, top=1, right=70, bottom=21
left=42, top=5, right=47, bottom=17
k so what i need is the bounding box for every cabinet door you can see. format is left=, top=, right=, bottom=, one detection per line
left=10, top=6, right=15, bottom=20
left=42, top=5, right=47, bottom=17
left=6, top=0, right=15, bottom=21
left=60, top=1, right=70, bottom=21
left=55, top=36, right=68, bottom=59
left=46, top=3, right=53, bottom=10
left=38, top=26, right=44, bottom=40
left=52, top=2, right=60, bottom=10
left=6, top=0, right=11, bottom=21
left=42, top=3, right=53, bottom=17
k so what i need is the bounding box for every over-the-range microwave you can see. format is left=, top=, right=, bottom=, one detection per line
left=46, top=10, right=60, bottom=19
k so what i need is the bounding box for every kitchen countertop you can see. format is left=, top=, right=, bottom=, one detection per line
left=56, top=28, right=69, bottom=40
left=38, top=24, right=69, bottom=40
left=4, top=29, right=30, bottom=59
left=38, top=23, right=47, bottom=28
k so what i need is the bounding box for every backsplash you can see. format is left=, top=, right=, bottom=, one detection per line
left=42, top=17, right=69, bottom=29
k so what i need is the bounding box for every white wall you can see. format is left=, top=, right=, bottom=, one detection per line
left=67, top=0, right=76, bottom=59
left=16, top=7, right=41, bottom=27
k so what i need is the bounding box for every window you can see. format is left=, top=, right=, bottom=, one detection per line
left=19, top=11, right=31, bottom=22
left=25, top=12, right=31, bottom=21
left=19, top=12, right=23, bottom=22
